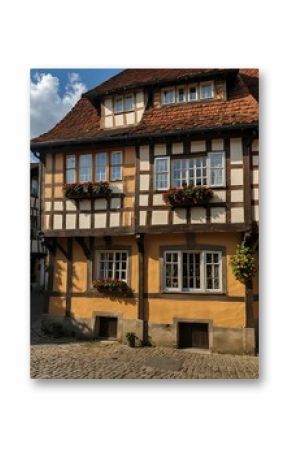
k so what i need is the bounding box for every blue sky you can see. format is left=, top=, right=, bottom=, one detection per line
left=30, top=68, right=123, bottom=140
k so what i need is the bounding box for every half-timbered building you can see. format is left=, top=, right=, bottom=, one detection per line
left=31, top=69, right=259, bottom=354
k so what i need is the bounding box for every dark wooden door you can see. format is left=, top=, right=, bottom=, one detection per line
left=178, top=322, right=209, bottom=349
left=99, top=317, right=117, bottom=339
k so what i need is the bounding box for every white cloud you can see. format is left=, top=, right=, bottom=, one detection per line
left=30, top=72, right=87, bottom=138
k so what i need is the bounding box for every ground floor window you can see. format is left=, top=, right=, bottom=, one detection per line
left=95, top=250, right=128, bottom=281
left=163, top=250, right=222, bottom=293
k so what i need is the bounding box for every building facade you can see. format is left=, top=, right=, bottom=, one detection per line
left=31, top=69, right=259, bottom=354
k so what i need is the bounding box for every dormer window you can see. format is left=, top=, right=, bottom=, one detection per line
left=177, top=87, right=185, bottom=103
left=162, top=89, right=175, bottom=105
left=124, top=94, right=134, bottom=112
left=188, top=85, right=198, bottom=102
left=200, top=82, right=214, bottom=99
left=114, top=96, right=123, bottom=113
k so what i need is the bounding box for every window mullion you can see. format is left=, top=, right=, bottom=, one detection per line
left=201, top=252, right=205, bottom=291
left=178, top=251, right=182, bottom=291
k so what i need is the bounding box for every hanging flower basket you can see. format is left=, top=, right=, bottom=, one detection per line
left=63, top=181, right=112, bottom=199
left=93, top=279, right=131, bottom=296
left=230, top=242, right=257, bottom=284
left=163, top=184, right=214, bottom=208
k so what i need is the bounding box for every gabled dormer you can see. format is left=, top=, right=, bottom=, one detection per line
left=100, top=90, right=147, bottom=129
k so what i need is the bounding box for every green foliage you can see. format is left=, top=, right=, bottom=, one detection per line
left=93, top=279, right=131, bottom=296
left=163, top=185, right=214, bottom=207
left=41, top=320, right=69, bottom=338
left=63, top=181, right=112, bottom=198
left=230, top=242, right=256, bottom=284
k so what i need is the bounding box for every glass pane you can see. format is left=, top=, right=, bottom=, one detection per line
left=125, top=95, right=134, bottom=111
left=200, top=84, right=213, bottom=99
left=163, top=90, right=175, bottom=104
left=178, top=88, right=184, bottom=102
left=189, top=86, right=197, bottom=101
left=96, top=153, right=106, bottom=166
left=114, top=97, right=123, bottom=113
left=111, top=166, right=121, bottom=180
left=66, top=155, right=75, bottom=169
left=210, top=153, right=223, bottom=168
left=66, top=169, right=75, bottom=183
left=156, top=158, right=168, bottom=172
left=96, top=166, right=106, bottom=181
left=111, top=152, right=122, bottom=165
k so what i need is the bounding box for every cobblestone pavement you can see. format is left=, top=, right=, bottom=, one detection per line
left=31, top=338, right=259, bottom=379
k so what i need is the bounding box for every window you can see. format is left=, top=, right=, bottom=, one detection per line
left=177, top=87, right=185, bottom=103
left=95, top=153, right=107, bottom=181
left=162, top=89, right=175, bottom=105
left=79, top=154, right=92, bottom=182
left=155, top=157, right=170, bottom=190
left=111, top=151, right=123, bottom=181
left=200, top=82, right=214, bottom=99
left=172, top=158, right=207, bottom=187
left=66, top=155, right=76, bottom=183
left=188, top=85, right=198, bottom=102
left=124, top=94, right=134, bottom=112
left=31, top=178, right=38, bottom=196
left=208, top=152, right=225, bottom=186
left=96, top=251, right=128, bottom=281
left=163, top=250, right=222, bottom=292
left=114, top=96, right=123, bottom=113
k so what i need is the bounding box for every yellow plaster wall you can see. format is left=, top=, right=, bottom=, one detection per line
left=148, top=299, right=245, bottom=328
left=49, top=297, right=66, bottom=316
left=70, top=297, right=137, bottom=319
left=53, top=243, right=67, bottom=292
left=72, top=240, right=88, bottom=292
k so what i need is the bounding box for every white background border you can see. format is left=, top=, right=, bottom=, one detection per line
left=0, top=1, right=288, bottom=448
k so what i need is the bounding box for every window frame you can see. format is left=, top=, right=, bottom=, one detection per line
left=161, top=87, right=176, bottom=105
left=154, top=156, right=170, bottom=191
left=79, top=153, right=93, bottom=182
left=200, top=81, right=214, bottom=100
left=65, top=154, right=76, bottom=183
left=95, top=250, right=129, bottom=282
left=124, top=94, right=135, bottom=112
left=176, top=86, right=186, bottom=103
left=110, top=151, right=123, bottom=181
left=95, top=152, right=108, bottom=182
left=114, top=96, right=124, bottom=114
left=188, top=83, right=199, bottom=102
left=207, top=151, right=225, bottom=187
left=163, top=250, right=222, bottom=293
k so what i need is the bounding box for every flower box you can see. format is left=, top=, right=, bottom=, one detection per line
left=63, top=181, right=112, bottom=199
left=93, top=279, right=131, bottom=296
left=163, top=185, right=214, bottom=208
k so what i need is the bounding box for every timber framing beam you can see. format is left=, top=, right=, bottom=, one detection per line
left=75, top=237, right=91, bottom=259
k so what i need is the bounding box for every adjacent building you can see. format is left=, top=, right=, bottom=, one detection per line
left=31, top=69, right=259, bottom=354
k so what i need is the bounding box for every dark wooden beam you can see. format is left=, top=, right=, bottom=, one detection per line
left=55, top=240, right=68, bottom=259
left=136, top=233, right=146, bottom=343
left=75, top=237, right=91, bottom=259
left=43, top=239, right=56, bottom=314
left=65, top=238, right=73, bottom=318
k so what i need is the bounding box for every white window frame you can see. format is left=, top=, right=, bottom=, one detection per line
left=66, top=155, right=76, bottom=183
left=161, top=87, right=176, bottom=105
left=200, top=81, right=214, bottom=100
left=154, top=156, right=170, bottom=190
left=207, top=152, right=225, bottom=187
left=163, top=250, right=222, bottom=293
left=188, top=83, right=199, bottom=102
left=95, top=250, right=129, bottom=282
left=110, top=151, right=123, bottom=181
left=176, top=86, right=186, bottom=103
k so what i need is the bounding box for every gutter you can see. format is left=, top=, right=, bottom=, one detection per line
left=31, top=122, right=258, bottom=152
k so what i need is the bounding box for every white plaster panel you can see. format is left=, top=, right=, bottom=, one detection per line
left=126, top=112, right=135, bottom=125
left=94, top=198, right=107, bottom=210
left=66, top=200, right=77, bottom=211
left=115, top=114, right=124, bottom=127
left=94, top=213, right=107, bottom=228
left=172, top=142, right=183, bottom=154
left=139, top=194, right=149, bottom=206
left=230, top=168, right=244, bottom=186
left=252, top=139, right=259, bottom=152
left=104, top=98, right=113, bottom=116
left=210, top=190, right=226, bottom=203
left=252, top=155, right=259, bottom=166
left=110, top=197, right=121, bottom=209
left=153, top=193, right=166, bottom=206
left=230, top=138, right=243, bottom=165
left=44, top=201, right=52, bottom=212
left=44, top=214, right=50, bottom=230
left=211, top=139, right=224, bottom=151
left=231, top=190, right=244, bottom=202
left=111, top=182, right=123, bottom=193
left=210, top=207, right=226, bottom=223
left=252, top=205, right=259, bottom=222
left=139, top=211, right=147, bottom=226
left=154, top=144, right=167, bottom=156
left=151, top=210, right=169, bottom=225
left=79, top=213, right=90, bottom=229
left=252, top=169, right=259, bottom=184
left=173, top=209, right=187, bottom=224
left=66, top=214, right=76, bottom=229
left=80, top=200, right=91, bottom=211
left=191, top=140, right=206, bottom=152
left=190, top=208, right=206, bottom=224
left=140, top=174, right=150, bottom=191
left=53, top=214, right=63, bottom=230
left=54, top=201, right=63, bottom=211
left=104, top=116, right=113, bottom=128
left=231, top=207, right=245, bottom=223
left=110, top=212, right=120, bottom=227
left=136, top=109, right=144, bottom=122
left=136, top=91, right=144, bottom=108
left=252, top=188, right=259, bottom=200
left=139, top=145, right=150, bottom=171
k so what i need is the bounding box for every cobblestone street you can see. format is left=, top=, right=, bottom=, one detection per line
left=31, top=337, right=259, bottom=379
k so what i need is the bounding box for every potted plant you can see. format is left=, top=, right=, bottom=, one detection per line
left=93, top=278, right=131, bottom=296
left=163, top=184, right=214, bottom=208
left=126, top=332, right=138, bottom=348
left=63, top=181, right=112, bottom=199
left=230, top=242, right=256, bottom=284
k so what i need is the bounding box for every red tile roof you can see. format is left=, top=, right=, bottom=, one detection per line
left=31, top=69, right=258, bottom=146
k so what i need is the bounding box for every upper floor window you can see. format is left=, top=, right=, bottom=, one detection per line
left=96, top=250, right=128, bottom=281
left=95, top=152, right=107, bottom=181
left=79, top=154, right=92, bottom=182
left=163, top=250, right=222, bottom=293
left=155, top=152, right=225, bottom=190
left=31, top=178, right=38, bottom=196
left=188, top=85, right=198, bottom=102
left=162, top=88, right=175, bottom=105
left=200, top=82, right=214, bottom=99
left=66, top=155, right=76, bottom=183
left=124, top=94, right=134, bottom=112
left=114, top=96, right=123, bottom=113
left=177, top=87, right=185, bottom=103
left=111, top=151, right=123, bottom=181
